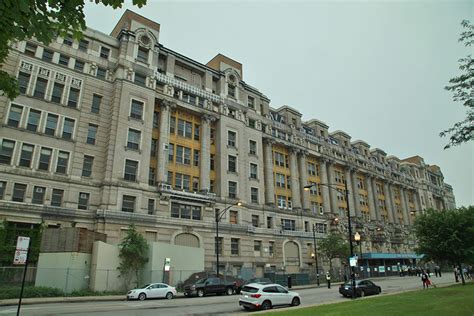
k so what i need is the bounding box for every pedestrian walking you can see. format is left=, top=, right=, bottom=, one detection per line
left=326, top=272, right=331, bottom=289
left=434, top=266, right=440, bottom=277
left=454, top=267, right=459, bottom=282
left=421, top=270, right=430, bottom=289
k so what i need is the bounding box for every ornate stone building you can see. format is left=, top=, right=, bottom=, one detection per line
left=0, top=10, right=455, bottom=276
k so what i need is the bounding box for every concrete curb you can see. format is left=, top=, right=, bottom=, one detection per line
left=0, top=295, right=125, bottom=307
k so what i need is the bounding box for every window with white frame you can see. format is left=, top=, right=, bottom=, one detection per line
left=275, top=173, right=285, bottom=188
left=32, top=186, right=46, bottom=204
left=82, top=155, right=94, bottom=177
left=231, top=238, right=239, bottom=255
left=51, top=189, right=64, bottom=207
left=56, top=151, right=69, bottom=174
left=274, top=152, right=285, bottom=167
left=121, top=195, right=135, bottom=212
left=19, top=143, right=34, bottom=168
left=51, top=83, right=64, bottom=104
left=228, top=155, right=237, bottom=173
left=67, top=87, right=80, bottom=108
left=12, top=183, right=27, bottom=202
left=249, top=140, right=257, bottom=155
left=33, top=77, right=48, bottom=99
left=45, top=113, right=58, bottom=136
left=18, top=72, right=31, bottom=94
left=308, top=162, right=317, bottom=176
left=87, top=124, right=98, bottom=145
left=228, top=181, right=237, bottom=199
left=130, top=99, right=144, bottom=120
left=124, top=159, right=138, bottom=181
left=78, top=192, right=90, bottom=210
left=281, top=219, right=296, bottom=231
left=62, top=118, right=75, bottom=140
left=277, top=195, right=286, bottom=209
left=0, top=139, right=15, bottom=165
left=8, top=104, right=23, bottom=127
left=127, top=129, right=141, bottom=150
left=251, top=187, right=259, bottom=204
left=177, top=119, right=192, bottom=138
left=227, top=130, right=236, bottom=147
left=250, top=163, right=258, bottom=179
left=38, top=147, right=52, bottom=171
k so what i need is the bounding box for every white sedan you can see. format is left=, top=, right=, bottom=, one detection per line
left=239, top=283, right=301, bottom=310
left=127, top=283, right=177, bottom=301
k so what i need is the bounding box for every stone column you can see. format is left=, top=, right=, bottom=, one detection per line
left=289, top=148, right=301, bottom=209
left=351, top=170, right=362, bottom=218
left=369, top=177, right=380, bottom=221
left=298, top=151, right=310, bottom=210
left=199, top=115, right=212, bottom=190
left=383, top=182, right=395, bottom=223
left=320, top=159, right=332, bottom=215
left=263, top=138, right=275, bottom=205
left=157, top=100, right=172, bottom=183
left=345, top=168, right=356, bottom=217
left=327, top=162, right=339, bottom=216
left=365, top=175, right=376, bottom=221
left=401, top=188, right=410, bottom=225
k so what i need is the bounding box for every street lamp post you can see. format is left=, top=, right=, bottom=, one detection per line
left=354, top=232, right=363, bottom=276
left=215, top=201, right=241, bottom=277
left=311, top=223, right=320, bottom=286
left=304, top=181, right=357, bottom=299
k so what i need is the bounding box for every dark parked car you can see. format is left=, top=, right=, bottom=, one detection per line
left=184, top=277, right=236, bottom=297
left=339, top=280, right=382, bottom=297
left=235, top=277, right=273, bottom=294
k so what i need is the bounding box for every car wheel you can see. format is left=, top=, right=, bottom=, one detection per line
left=291, top=297, right=300, bottom=306
left=166, top=292, right=174, bottom=300
left=359, top=290, right=365, bottom=297
left=138, top=293, right=146, bottom=301
left=377, top=287, right=381, bottom=294
left=243, top=306, right=251, bottom=311
left=197, top=289, right=205, bottom=297
left=226, top=287, right=234, bottom=295
left=261, top=300, right=272, bottom=310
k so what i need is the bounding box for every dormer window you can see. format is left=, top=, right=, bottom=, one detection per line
left=137, top=46, right=148, bottom=63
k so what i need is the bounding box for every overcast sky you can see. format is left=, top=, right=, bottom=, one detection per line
left=84, top=0, right=473, bottom=207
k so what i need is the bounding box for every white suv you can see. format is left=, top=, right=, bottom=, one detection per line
left=239, top=283, right=301, bottom=310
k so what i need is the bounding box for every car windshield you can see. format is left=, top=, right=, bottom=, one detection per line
left=241, top=286, right=259, bottom=293
left=196, top=279, right=206, bottom=284
left=141, top=284, right=151, bottom=288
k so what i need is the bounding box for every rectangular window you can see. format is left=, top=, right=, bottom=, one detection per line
left=25, top=42, right=37, bottom=57
left=130, top=99, right=144, bottom=120
left=229, top=210, right=238, bottom=224
left=78, top=192, right=90, bottom=210
left=26, top=109, right=41, bottom=132
left=32, top=186, right=46, bottom=204
left=170, top=202, right=202, bottom=220
left=210, top=154, right=215, bottom=171
left=248, top=96, right=255, bottom=109
left=135, top=73, right=146, bottom=87
left=91, top=94, right=102, bottom=113
left=277, top=195, right=287, bottom=209
left=82, top=155, right=94, bottom=177
left=8, top=104, right=23, bottom=127
left=269, top=241, right=274, bottom=256
left=153, top=111, right=159, bottom=128
left=0, top=181, right=6, bottom=200
left=58, top=54, right=69, bottom=66
left=174, top=173, right=191, bottom=191
left=250, top=163, right=258, bottom=179
left=12, top=183, right=27, bottom=202
left=87, top=124, right=98, bottom=145
left=175, top=146, right=191, bottom=165
left=177, top=119, right=192, bottom=138
left=74, top=59, right=84, bottom=72
left=67, top=87, right=80, bottom=108
left=251, top=187, right=259, bottom=204
left=56, top=151, right=69, bottom=174
left=281, top=219, right=296, bottom=231
left=248, top=119, right=256, bottom=129
left=121, top=195, right=135, bottom=212
left=78, top=39, right=89, bottom=51
left=63, top=36, right=73, bottom=46
left=193, top=149, right=199, bottom=167
left=51, top=189, right=64, bottom=207
left=33, top=77, right=48, bottom=99
left=254, top=240, right=262, bottom=255
left=274, top=152, right=285, bottom=167
left=308, top=163, right=316, bottom=176
left=127, top=129, right=141, bottom=150
left=228, top=84, right=235, bottom=98
left=62, top=118, right=75, bottom=140
left=124, top=159, right=138, bottom=181
left=18, top=72, right=31, bottom=94
left=42, top=49, right=54, bottom=62
left=96, top=67, right=106, bottom=80
left=151, top=138, right=157, bottom=157
left=228, top=130, right=236, bottom=147
left=267, top=216, right=273, bottom=229
left=45, top=113, right=58, bottom=136
left=0, top=139, right=15, bottom=165
left=51, top=82, right=64, bottom=103
left=147, top=199, right=155, bottom=215
left=228, top=181, right=237, bottom=199
left=169, top=116, right=176, bottom=134
left=149, top=167, right=156, bottom=186
left=192, top=177, right=199, bottom=192
left=137, top=46, right=148, bottom=63
left=38, top=147, right=52, bottom=171
left=228, top=155, right=236, bottom=172
left=231, top=238, right=239, bottom=255
left=194, top=124, right=200, bottom=141
left=168, top=143, right=174, bottom=162
left=100, top=47, right=110, bottom=59
left=249, top=140, right=257, bottom=155
left=252, top=214, right=259, bottom=227
left=19, top=143, right=34, bottom=168
left=276, top=173, right=285, bottom=188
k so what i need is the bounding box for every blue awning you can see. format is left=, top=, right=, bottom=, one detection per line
left=361, top=252, right=424, bottom=260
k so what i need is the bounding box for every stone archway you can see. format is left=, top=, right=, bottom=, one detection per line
left=174, top=233, right=200, bottom=248
left=284, top=241, right=300, bottom=272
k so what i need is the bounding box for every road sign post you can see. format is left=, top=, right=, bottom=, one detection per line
left=14, top=236, right=30, bottom=316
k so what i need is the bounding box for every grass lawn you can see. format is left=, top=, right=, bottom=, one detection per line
left=262, top=283, right=474, bottom=316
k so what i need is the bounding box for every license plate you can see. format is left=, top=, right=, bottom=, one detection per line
left=244, top=295, right=249, bottom=298
left=345, top=287, right=349, bottom=290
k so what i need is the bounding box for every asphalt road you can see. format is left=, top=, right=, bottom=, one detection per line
left=0, top=274, right=457, bottom=316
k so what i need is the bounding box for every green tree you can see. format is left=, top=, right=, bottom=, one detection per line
left=0, top=0, right=146, bottom=99
left=118, top=224, right=149, bottom=288
left=440, top=20, right=473, bottom=149
left=413, top=207, right=474, bottom=285
left=318, top=232, right=350, bottom=274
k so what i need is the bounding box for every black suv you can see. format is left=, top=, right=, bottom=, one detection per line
left=184, top=277, right=236, bottom=297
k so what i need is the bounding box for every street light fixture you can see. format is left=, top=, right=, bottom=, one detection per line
left=215, top=201, right=242, bottom=277
left=311, top=223, right=320, bottom=286
left=304, top=181, right=357, bottom=300
left=354, top=231, right=363, bottom=272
